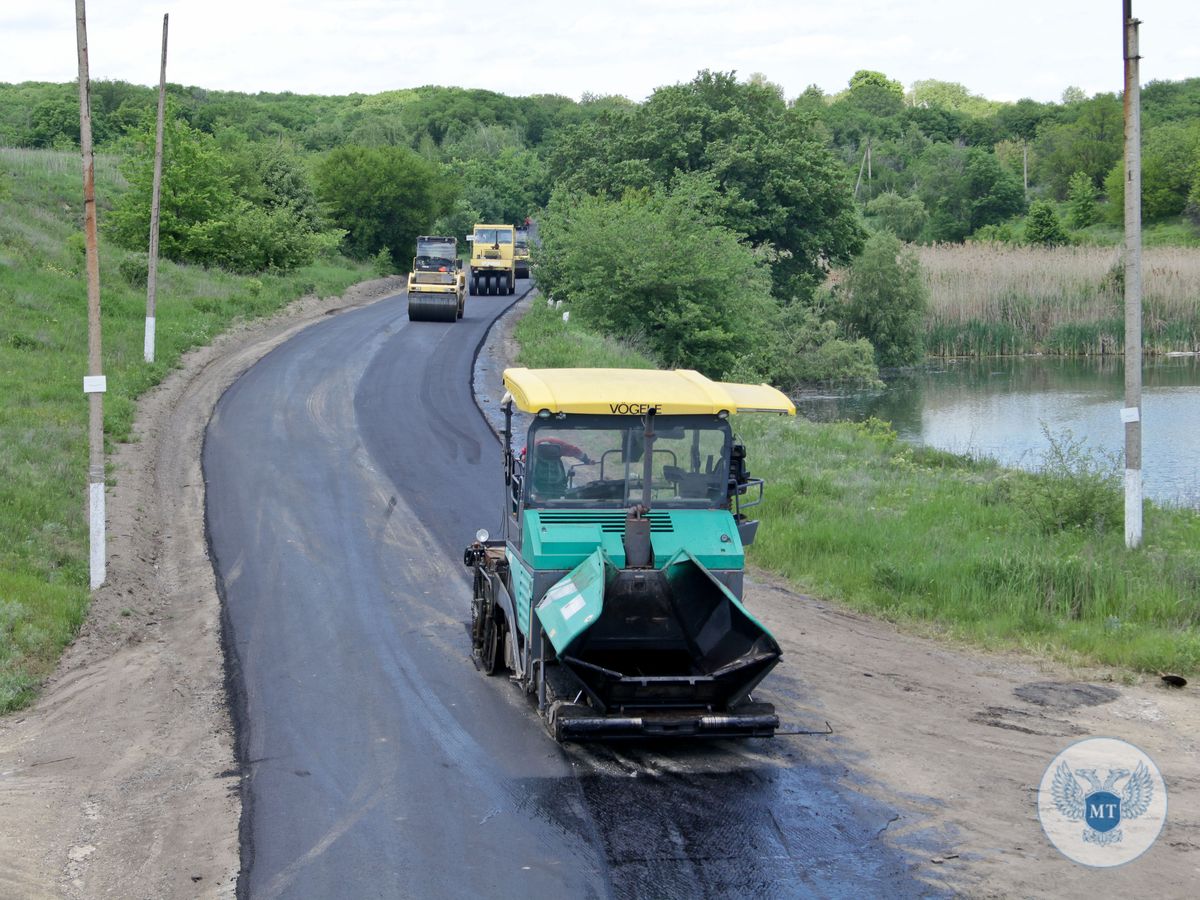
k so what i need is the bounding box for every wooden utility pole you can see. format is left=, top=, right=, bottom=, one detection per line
left=1123, top=0, right=1143, bottom=549
left=75, top=0, right=106, bottom=588
left=1022, top=140, right=1029, bottom=199
left=145, top=13, right=168, bottom=363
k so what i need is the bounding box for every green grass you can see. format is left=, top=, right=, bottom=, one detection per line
left=0, top=147, right=369, bottom=712
left=512, top=304, right=1200, bottom=675
left=514, top=297, right=658, bottom=369
left=738, top=415, right=1200, bottom=674
left=1075, top=217, right=1200, bottom=248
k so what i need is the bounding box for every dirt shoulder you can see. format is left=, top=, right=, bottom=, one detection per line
left=0, top=277, right=405, bottom=899
left=473, top=295, right=1200, bottom=897
left=1, top=278, right=1195, bottom=898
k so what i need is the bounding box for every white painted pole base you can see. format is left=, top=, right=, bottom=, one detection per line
left=144, top=315, right=156, bottom=363
left=1125, top=468, right=1143, bottom=549
left=89, top=481, right=106, bottom=589
left=88, top=482, right=106, bottom=588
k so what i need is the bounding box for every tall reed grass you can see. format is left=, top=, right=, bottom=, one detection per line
left=916, top=243, right=1200, bottom=356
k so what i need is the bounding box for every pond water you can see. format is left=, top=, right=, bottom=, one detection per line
left=793, top=355, right=1200, bottom=508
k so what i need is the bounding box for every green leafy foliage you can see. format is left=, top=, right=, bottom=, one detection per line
left=912, top=144, right=1026, bottom=242
left=1013, top=427, right=1122, bottom=534
left=840, top=232, right=927, bottom=366
left=1066, top=170, right=1099, bottom=228
left=443, top=148, right=547, bottom=227
left=865, top=191, right=927, bottom=241
left=107, top=110, right=340, bottom=273
left=774, top=303, right=881, bottom=387
left=1024, top=199, right=1070, bottom=246
left=313, top=144, right=452, bottom=261
left=534, top=179, right=778, bottom=379
left=1104, top=121, right=1200, bottom=222
left=1034, top=94, right=1122, bottom=198
left=547, top=70, right=865, bottom=300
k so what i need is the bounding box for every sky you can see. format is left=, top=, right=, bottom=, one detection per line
left=2, top=1, right=1198, bottom=104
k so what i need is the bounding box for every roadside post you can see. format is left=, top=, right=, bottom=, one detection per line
left=145, top=13, right=168, bottom=363
left=1123, top=0, right=1143, bottom=549
left=75, top=0, right=106, bottom=588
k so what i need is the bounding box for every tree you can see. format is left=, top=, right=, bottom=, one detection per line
left=108, top=110, right=340, bottom=273
left=913, top=144, right=1026, bottom=241
left=313, top=145, right=453, bottom=261
left=1065, top=170, right=1099, bottom=228
left=865, top=192, right=927, bottom=241
left=1024, top=200, right=1070, bottom=246
left=535, top=180, right=779, bottom=378
left=841, top=232, right=927, bottom=367
left=1103, top=122, right=1200, bottom=221
left=1035, top=94, right=1122, bottom=197
left=547, top=71, right=865, bottom=299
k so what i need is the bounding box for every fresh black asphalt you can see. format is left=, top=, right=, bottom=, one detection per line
left=203, top=282, right=938, bottom=899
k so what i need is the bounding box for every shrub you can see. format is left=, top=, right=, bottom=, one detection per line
left=865, top=192, right=927, bottom=242
left=371, top=247, right=395, bottom=277
left=535, top=180, right=778, bottom=379
left=1024, top=199, right=1070, bottom=246
left=118, top=255, right=148, bottom=287
left=841, top=231, right=927, bottom=367
left=1066, top=170, right=1099, bottom=228
left=1015, top=426, right=1122, bottom=534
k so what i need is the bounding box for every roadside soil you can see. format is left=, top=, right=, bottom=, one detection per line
left=474, top=294, right=1200, bottom=897
left=0, top=277, right=406, bottom=899
left=1, top=278, right=1195, bottom=898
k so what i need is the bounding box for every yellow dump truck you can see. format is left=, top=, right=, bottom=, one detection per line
left=407, top=235, right=466, bottom=322
left=468, top=224, right=516, bottom=296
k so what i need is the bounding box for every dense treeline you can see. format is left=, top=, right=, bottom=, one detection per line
left=3, top=71, right=1198, bottom=381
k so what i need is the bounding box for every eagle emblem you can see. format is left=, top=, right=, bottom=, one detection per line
left=1052, top=760, right=1155, bottom=846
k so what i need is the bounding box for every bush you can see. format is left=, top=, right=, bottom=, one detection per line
left=118, top=255, right=148, bottom=287
left=371, top=247, right=395, bottom=277
left=775, top=302, right=881, bottom=386
left=535, top=179, right=779, bottom=379
left=865, top=192, right=927, bottom=242
left=1066, top=170, right=1099, bottom=228
left=1015, top=426, right=1122, bottom=534
left=1024, top=199, right=1070, bottom=246
left=314, top=145, right=453, bottom=262
left=840, top=231, right=927, bottom=367
left=108, top=110, right=341, bottom=273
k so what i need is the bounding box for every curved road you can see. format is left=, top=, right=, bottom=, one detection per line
left=204, top=282, right=928, bottom=898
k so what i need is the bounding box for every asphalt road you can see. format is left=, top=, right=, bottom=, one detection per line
left=204, top=282, right=931, bottom=899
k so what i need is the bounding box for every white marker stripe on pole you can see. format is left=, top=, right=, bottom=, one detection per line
left=144, top=316, right=156, bottom=362
left=89, top=481, right=106, bottom=589
left=1124, top=468, right=1142, bottom=550
left=83, top=375, right=107, bottom=393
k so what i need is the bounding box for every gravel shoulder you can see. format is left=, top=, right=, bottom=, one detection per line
left=0, top=277, right=405, bottom=899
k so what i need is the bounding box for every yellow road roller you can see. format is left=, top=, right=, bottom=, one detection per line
left=468, top=224, right=516, bottom=296
left=408, top=235, right=466, bottom=322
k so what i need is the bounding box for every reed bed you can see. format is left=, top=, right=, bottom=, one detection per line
left=916, top=243, right=1200, bottom=356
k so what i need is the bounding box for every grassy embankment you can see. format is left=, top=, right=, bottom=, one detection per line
left=917, top=243, right=1200, bottom=357
left=515, top=300, right=1200, bottom=675
left=0, top=148, right=369, bottom=711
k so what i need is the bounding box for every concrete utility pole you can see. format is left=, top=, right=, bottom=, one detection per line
left=1122, top=0, right=1143, bottom=549
left=75, top=0, right=106, bottom=588
left=145, top=13, right=168, bottom=363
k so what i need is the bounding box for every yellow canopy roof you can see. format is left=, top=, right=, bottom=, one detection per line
left=503, top=368, right=796, bottom=416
